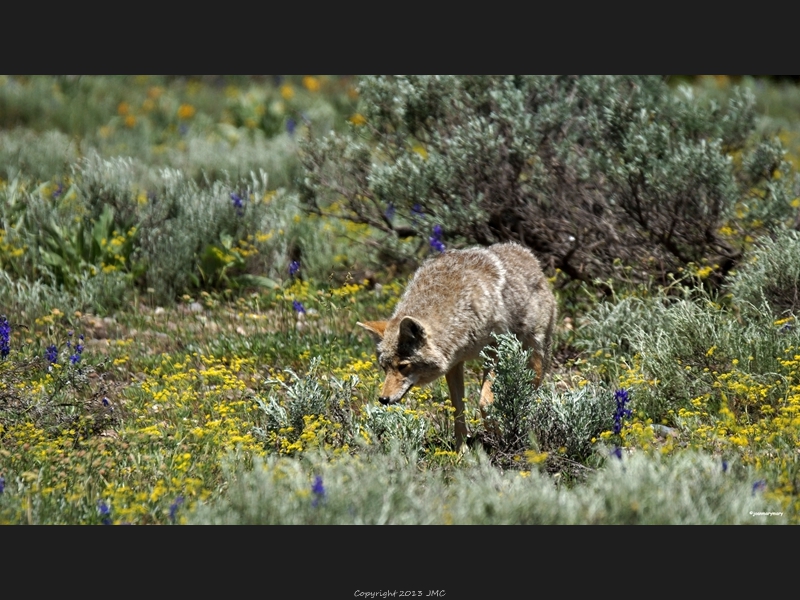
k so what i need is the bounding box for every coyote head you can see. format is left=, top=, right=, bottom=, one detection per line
left=357, top=316, right=445, bottom=405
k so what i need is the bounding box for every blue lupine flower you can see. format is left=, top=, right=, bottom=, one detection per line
left=0, top=475, right=5, bottom=494
left=429, top=225, right=445, bottom=253
left=102, top=397, right=110, bottom=407
left=611, top=446, right=623, bottom=460
left=286, top=117, right=296, bottom=135
left=412, top=204, right=423, bottom=220
left=98, top=501, right=112, bottom=525
left=52, top=183, right=63, bottom=198
left=722, top=460, right=728, bottom=473
left=752, top=479, right=767, bottom=495
left=385, top=203, right=395, bottom=221
left=292, top=300, right=306, bottom=314
left=1, top=316, right=10, bottom=359
left=70, top=345, right=83, bottom=365
left=289, top=261, right=300, bottom=277
left=45, top=345, right=58, bottom=364
left=311, top=475, right=326, bottom=507
left=613, top=388, right=632, bottom=434
left=69, top=336, right=84, bottom=365
left=230, top=192, right=245, bottom=216
left=169, top=496, right=184, bottom=523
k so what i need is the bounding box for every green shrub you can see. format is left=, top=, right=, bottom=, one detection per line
left=255, top=357, right=362, bottom=453
left=190, top=448, right=784, bottom=524
left=0, top=128, right=81, bottom=181
left=480, top=333, right=615, bottom=469
left=727, top=228, right=800, bottom=320
left=480, top=332, right=538, bottom=458
left=578, top=281, right=799, bottom=421
left=300, top=75, right=798, bottom=287
left=528, top=385, right=616, bottom=467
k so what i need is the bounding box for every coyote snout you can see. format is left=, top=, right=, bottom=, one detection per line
left=358, top=242, right=556, bottom=450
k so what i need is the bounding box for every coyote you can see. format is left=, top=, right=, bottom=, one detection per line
left=358, top=242, right=556, bottom=450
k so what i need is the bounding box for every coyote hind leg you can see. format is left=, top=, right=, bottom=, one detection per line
left=530, top=350, right=544, bottom=388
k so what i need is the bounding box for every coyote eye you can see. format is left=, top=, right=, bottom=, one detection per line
left=398, top=363, right=412, bottom=375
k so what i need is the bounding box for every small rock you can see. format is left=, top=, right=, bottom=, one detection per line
left=651, top=424, right=679, bottom=438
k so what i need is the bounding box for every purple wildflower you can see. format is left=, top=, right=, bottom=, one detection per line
left=52, top=183, right=63, bottom=198
left=69, top=336, right=84, bottom=365
left=412, top=203, right=423, bottom=220
left=611, top=446, right=623, bottom=460
left=722, top=460, right=728, bottom=473
left=230, top=192, right=245, bottom=216
left=385, top=203, right=395, bottom=221
left=289, top=261, right=300, bottom=277
left=102, top=397, right=110, bottom=407
left=169, top=496, right=185, bottom=523
left=292, top=300, right=306, bottom=314
left=1, top=316, right=10, bottom=359
left=430, top=238, right=446, bottom=252
left=613, top=389, right=632, bottom=434
left=752, top=480, right=767, bottom=495
left=311, top=475, right=326, bottom=507
left=286, top=117, right=296, bottom=135
left=429, top=225, right=445, bottom=253
left=45, top=344, right=58, bottom=364
left=0, top=475, right=5, bottom=494
left=98, top=500, right=112, bottom=525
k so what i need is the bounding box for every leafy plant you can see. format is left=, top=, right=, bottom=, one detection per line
left=300, top=75, right=798, bottom=288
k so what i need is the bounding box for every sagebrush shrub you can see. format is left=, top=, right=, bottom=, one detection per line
left=190, top=448, right=783, bottom=524
left=480, top=333, right=537, bottom=458
left=727, top=228, right=800, bottom=320
left=300, top=75, right=797, bottom=286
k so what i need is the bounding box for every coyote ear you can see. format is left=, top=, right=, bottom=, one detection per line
left=357, top=321, right=387, bottom=344
left=398, top=316, right=427, bottom=347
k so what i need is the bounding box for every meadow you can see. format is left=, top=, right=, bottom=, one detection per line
left=1, top=75, right=799, bottom=524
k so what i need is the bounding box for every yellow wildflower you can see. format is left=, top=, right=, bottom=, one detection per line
left=177, top=104, right=196, bottom=119
left=302, top=76, right=320, bottom=92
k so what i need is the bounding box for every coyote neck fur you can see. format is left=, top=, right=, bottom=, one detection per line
left=389, top=247, right=512, bottom=369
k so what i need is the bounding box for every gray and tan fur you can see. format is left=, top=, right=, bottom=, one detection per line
left=358, top=242, right=557, bottom=450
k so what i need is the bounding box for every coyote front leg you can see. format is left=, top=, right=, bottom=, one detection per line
left=445, top=361, right=467, bottom=451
